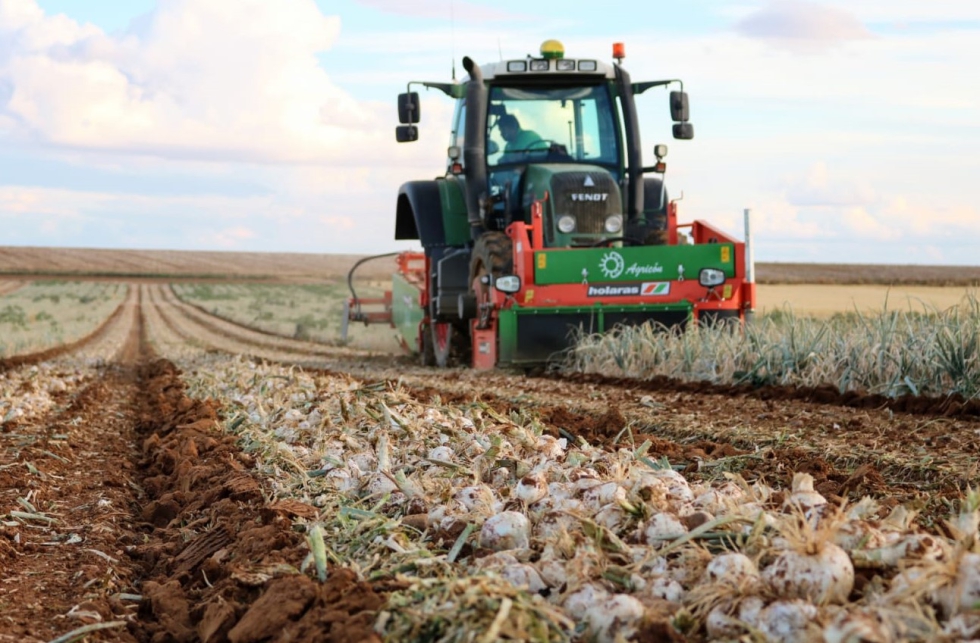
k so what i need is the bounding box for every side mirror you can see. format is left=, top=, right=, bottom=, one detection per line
left=672, top=123, right=694, bottom=140
left=396, top=125, right=419, bottom=143
left=669, top=91, right=689, bottom=122
left=398, top=92, right=420, bottom=124
left=486, top=140, right=499, bottom=155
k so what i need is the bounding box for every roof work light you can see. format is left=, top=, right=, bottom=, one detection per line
left=540, top=39, right=565, bottom=59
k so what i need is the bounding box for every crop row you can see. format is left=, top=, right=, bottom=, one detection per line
left=0, top=281, right=129, bottom=357
left=136, top=301, right=980, bottom=642
left=568, top=296, right=980, bottom=400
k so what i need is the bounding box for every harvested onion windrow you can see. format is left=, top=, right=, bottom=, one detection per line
left=164, top=352, right=971, bottom=642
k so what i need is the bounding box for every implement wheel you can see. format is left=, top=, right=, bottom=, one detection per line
left=431, top=321, right=456, bottom=368
left=469, top=232, right=514, bottom=328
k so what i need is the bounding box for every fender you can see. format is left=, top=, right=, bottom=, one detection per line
left=394, top=178, right=469, bottom=248
left=642, top=177, right=669, bottom=218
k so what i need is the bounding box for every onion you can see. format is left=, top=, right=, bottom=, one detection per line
left=515, top=472, right=549, bottom=505
left=594, top=503, right=628, bottom=531
left=938, top=552, right=980, bottom=616
left=426, top=445, right=454, bottom=462
left=499, top=563, right=546, bottom=593
left=822, top=608, right=892, bottom=643
left=642, top=512, right=687, bottom=544
left=640, top=575, right=684, bottom=603
left=534, top=435, right=566, bottom=459
left=695, top=481, right=744, bottom=514
left=783, top=472, right=827, bottom=516
left=581, top=481, right=627, bottom=512
left=702, top=552, right=761, bottom=590
left=563, top=583, right=608, bottom=616
left=755, top=599, right=819, bottom=643
left=705, top=596, right=766, bottom=639
left=454, top=485, right=497, bottom=512
left=705, top=602, right=745, bottom=640
left=857, top=533, right=945, bottom=568
left=537, top=557, right=568, bottom=589
left=533, top=511, right=580, bottom=541
left=479, top=511, right=530, bottom=551
left=588, top=594, right=646, bottom=643
left=763, top=542, right=854, bottom=604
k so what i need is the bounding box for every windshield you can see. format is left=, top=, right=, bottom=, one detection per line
left=486, top=84, right=619, bottom=168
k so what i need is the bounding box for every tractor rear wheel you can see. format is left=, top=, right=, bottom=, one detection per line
left=469, top=232, right=514, bottom=314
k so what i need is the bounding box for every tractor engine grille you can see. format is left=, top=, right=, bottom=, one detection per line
left=548, top=171, right=622, bottom=244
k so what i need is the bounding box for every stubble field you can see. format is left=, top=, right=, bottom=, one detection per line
left=2, top=249, right=980, bottom=643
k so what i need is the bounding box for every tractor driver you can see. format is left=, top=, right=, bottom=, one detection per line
left=498, top=114, right=544, bottom=163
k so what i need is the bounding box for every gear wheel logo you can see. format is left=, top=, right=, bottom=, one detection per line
left=599, top=251, right=625, bottom=279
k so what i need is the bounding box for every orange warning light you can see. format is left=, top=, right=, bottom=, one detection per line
left=612, top=42, right=625, bottom=61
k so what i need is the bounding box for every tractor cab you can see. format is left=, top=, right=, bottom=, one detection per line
left=399, top=39, right=693, bottom=253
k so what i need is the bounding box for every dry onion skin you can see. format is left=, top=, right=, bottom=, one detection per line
left=136, top=309, right=980, bottom=643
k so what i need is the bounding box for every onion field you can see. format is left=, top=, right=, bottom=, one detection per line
left=2, top=280, right=980, bottom=643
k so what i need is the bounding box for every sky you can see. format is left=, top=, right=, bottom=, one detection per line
left=0, top=0, right=977, bottom=264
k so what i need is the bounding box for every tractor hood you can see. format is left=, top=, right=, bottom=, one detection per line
left=523, top=164, right=623, bottom=247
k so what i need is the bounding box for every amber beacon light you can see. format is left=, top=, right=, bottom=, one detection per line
left=612, top=42, right=625, bottom=62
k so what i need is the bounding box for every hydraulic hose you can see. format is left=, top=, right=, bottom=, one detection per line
left=347, top=252, right=400, bottom=316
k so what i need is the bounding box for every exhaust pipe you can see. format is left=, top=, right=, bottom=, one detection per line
left=462, top=56, right=487, bottom=239
left=744, top=208, right=755, bottom=285
left=744, top=208, right=756, bottom=324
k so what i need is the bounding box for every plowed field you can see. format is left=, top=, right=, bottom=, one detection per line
left=3, top=283, right=980, bottom=642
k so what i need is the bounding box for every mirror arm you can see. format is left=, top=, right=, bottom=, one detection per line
left=631, top=79, right=684, bottom=95
left=408, top=80, right=466, bottom=99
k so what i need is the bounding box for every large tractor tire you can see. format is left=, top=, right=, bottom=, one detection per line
left=469, top=231, right=514, bottom=328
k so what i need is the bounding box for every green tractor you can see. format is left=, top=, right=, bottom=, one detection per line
left=345, top=40, right=755, bottom=368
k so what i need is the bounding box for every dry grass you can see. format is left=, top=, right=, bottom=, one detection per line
left=757, top=263, right=980, bottom=286
left=758, top=285, right=978, bottom=318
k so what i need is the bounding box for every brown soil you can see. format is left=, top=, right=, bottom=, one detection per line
left=1, top=291, right=390, bottom=642
left=132, top=359, right=389, bottom=643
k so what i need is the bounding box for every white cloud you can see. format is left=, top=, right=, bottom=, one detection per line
left=736, top=1, right=873, bottom=51
left=353, top=0, right=519, bottom=22
left=784, top=162, right=877, bottom=208
left=0, top=0, right=448, bottom=166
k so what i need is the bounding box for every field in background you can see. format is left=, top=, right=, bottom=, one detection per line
left=758, top=284, right=978, bottom=317
left=3, top=246, right=980, bottom=286
left=0, top=246, right=397, bottom=281
left=2, top=246, right=979, bottom=321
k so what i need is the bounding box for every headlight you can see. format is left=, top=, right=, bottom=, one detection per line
left=556, top=59, right=576, bottom=71
left=604, top=214, right=623, bottom=233
left=699, top=268, right=726, bottom=287
left=529, top=59, right=549, bottom=71
left=494, top=275, right=521, bottom=293
left=557, top=215, right=576, bottom=233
